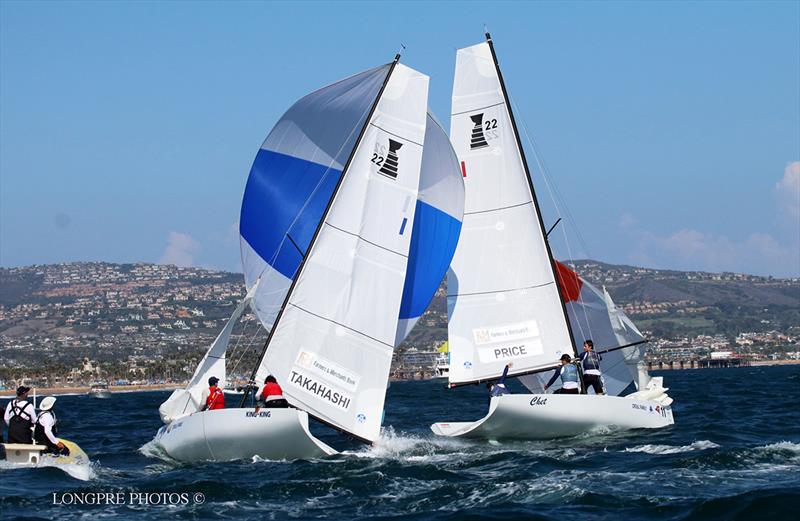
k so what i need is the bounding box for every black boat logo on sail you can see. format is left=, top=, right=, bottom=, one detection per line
left=470, top=113, right=489, bottom=149
left=373, top=139, right=402, bottom=179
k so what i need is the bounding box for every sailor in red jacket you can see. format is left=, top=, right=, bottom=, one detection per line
left=255, top=375, right=289, bottom=412
left=201, top=376, right=225, bottom=411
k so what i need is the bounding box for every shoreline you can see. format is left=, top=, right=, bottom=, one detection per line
left=2, top=360, right=797, bottom=393
left=650, top=359, right=800, bottom=371
left=0, top=383, right=182, bottom=398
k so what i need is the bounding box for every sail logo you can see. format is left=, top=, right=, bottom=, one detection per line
left=473, top=321, right=540, bottom=346
left=295, top=350, right=360, bottom=392
left=469, top=113, right=498, bottom=150
left=289, top=370, right=352, bottom=411
left=372, top=139, right=403, bottom=179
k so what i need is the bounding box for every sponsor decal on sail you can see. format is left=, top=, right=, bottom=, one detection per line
left=473, top=321, right=544, bottom=362
left=288, top=370, right=353, bottom=411
left=295, top=350, right=360, bottom=392
left=473, top=321, right=541, bottom=345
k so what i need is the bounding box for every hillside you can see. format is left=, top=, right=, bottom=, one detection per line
left=0, top=261, right=797, bottom=377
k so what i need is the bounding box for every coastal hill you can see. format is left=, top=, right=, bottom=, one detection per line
left=0, top=261, right=797, bottom=380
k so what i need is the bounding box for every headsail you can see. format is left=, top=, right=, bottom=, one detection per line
left=158, top=285, right=257, bottom=423
left=446, top=37, right=575, bottom=386
left=240, top=65, right=392, bottom=334
left=519, top=262, right=647, bottom=396
left=246, top=62, right=431, bottom=442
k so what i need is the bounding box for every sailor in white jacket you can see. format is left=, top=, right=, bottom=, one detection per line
left=34, top=396, right=68, bottom=455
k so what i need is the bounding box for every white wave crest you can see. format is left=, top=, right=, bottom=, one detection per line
left=138, top=438, right=180, bottom=464
left=759, top=441, right=800, bottom=452
left=754, top=441, right=800, bottom=460
left=623, top=440, right=720, bottom=455
left=345, top=426, right=469, bottom=461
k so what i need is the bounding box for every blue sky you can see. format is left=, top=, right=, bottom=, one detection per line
left=1, top=1, right=798, bottom=277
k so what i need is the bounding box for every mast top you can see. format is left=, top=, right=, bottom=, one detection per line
left=485, top=31, right=492, bottom=42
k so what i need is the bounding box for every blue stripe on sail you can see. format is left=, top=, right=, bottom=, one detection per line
left=240, top=149, right=343, bottom=280
left=399, top=200, right=463, bottom=320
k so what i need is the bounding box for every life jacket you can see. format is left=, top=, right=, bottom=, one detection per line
left=7, top=399, right=34, bottom=444
left=206, top=386, right=225, bottom=410
left=560, top=364, right=579, bottom=384
left=34, top=410, right=58, bottom=449
left=261, top=382, right=284, bottom=402
left=582, top=351, right=602, bottom=371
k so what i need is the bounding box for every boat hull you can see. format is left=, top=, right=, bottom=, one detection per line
left=154, top=408, right=336, bottom=462
left=89, top=390, right=112, bottom=399
left=2, top=438, right=88, bottom=465
left=431, top=394, right=674, bottom=440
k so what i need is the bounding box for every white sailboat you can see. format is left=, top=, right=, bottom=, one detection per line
left=431, top=34, right=674, bottom=441
left=155, top=54, right=464, bottom=461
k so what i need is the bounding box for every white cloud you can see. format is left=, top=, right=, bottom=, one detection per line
left=621, top=162, right=800, bottom=277
left=776, top=161, right=800, bottom=221
left=632, top=228, right=797, bottom=276
left=158, top=232, right=200, bottom=267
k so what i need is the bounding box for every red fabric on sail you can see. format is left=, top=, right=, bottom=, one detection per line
left=555, top=260, right=582, bottom=302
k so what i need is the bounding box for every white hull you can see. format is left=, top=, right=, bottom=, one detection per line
left=89, top=390, right=112, bottom=399
left=431, top=393, right=674, bottom=440
left=154, top=408, right=336, bottom=462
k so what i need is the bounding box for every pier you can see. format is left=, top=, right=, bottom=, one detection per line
left=646, top=358, right=749, bottom=370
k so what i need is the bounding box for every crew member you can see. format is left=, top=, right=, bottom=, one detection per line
left=34, top=396, right=69, bottom=456
left=4, top=386, right=35, bottom=443
left=200, top=376, right=225, bottom=411
left=255, top=375, right=288, bottom=411
left=544, top=354, right=580, bottom=394
left=579, top=339, right=605, bottom=395
left=488, top=363, right=513, bottom=399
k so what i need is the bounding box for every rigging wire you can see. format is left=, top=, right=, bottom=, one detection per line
left=228, top=322, right=267, bottom=378
left=507, top=93, right=596, bottom=345
left=224, top=301, right=253, bottom=367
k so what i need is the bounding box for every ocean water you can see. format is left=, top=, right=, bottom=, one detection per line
left=1, top=365, right=799, bottom=520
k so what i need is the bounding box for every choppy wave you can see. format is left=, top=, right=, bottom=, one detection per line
left=623, top=440, right=721, bottom=454
left=3, top=366, right=800, bottom=520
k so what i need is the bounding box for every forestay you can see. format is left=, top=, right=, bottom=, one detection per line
left=447, top=40, right=574, bottom=386
left=252, top=64, right=431, bottom=442
left=519, top=262, right=647, bottom=396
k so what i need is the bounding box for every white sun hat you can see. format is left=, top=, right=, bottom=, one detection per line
left=39, top=396, right=57, bottom=411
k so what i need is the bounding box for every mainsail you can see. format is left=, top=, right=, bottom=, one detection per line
left=446, top=36, right=576, bottom=386
left=239, top=58, right=462, bottom=443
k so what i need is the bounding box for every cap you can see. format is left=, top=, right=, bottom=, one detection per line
left=16, top=385, right=31, bottom=396
left=40, top=396, right=57, bottom=411
left=560, top=354, right=572, bottom=362
left=208, top=376, right=219, bottom=386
